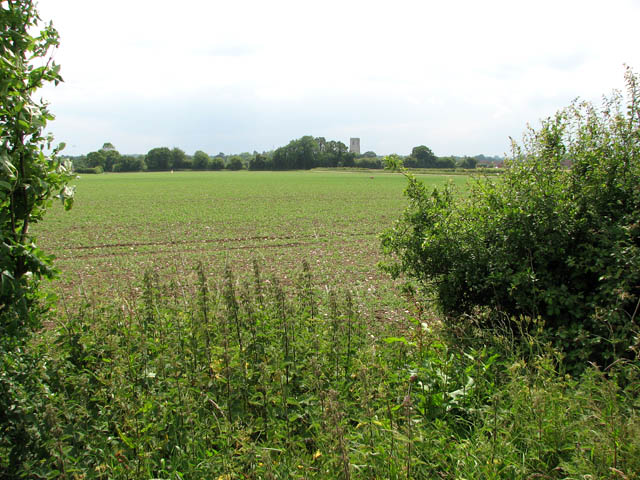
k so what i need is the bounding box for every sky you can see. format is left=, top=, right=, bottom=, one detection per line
left=38, top=0, right=640, bottom=158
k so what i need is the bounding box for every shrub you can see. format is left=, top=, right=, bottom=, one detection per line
left=112, top=155, right=145, bottom=172
left=74, top=166, right=103, bottom=174
left=1, top=0, right=74, bottom=345
left=209, top=157, right=225, bottom=170
left=381, top=68, right=640, bottom=369
left=227, top=156, right=244, bottom=170
left=192, top=150, right=210, bottom=170
left=354, top=157, right=383, bottom=169
left=0, top=1, right=74, bottom=475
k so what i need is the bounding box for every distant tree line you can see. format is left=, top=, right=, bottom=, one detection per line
left=68, top=139, right=500, bottom=173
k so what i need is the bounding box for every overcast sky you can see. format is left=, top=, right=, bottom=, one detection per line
left=38, top=0, right=640, bottom=157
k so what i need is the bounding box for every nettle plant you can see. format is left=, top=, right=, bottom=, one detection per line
left=0, top=1, right=74, bottom=345
left=382, top=68, right=640, bottom=370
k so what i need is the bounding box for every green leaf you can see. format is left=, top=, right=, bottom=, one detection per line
left=116, top=427, right=135, bottom=449
left=383, top=336, right=414, bottom=346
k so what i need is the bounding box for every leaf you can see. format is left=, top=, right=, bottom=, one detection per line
left=116, top=427, right=135, bottom=449
left=383, top=336, right=413, bottom=345
left=288, top=412, right=303, bottom=422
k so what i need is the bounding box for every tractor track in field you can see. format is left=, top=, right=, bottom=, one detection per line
left=58, top=231, right=379, bottom=260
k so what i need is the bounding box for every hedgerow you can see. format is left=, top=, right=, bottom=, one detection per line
left=381, top=68, right=640, bottom=369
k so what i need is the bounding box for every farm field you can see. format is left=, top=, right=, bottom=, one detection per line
left=34, top=170, right=470, bottom=308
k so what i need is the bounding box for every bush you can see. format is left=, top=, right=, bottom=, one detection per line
left=74, top=166, right=103, bottom=174
left=381, top=68, right=640, bottom=370
left=209, top=157, right=225, bottom=170
left=1, top=2, right=74, bottom=475
left=354, top=157, right=383, bottom=169
left=112, top=155, right=145, bottom=172
left=192, top=150, right=210, bottom=170
left=226, top=156, right=244, bottom=170
left=1, top=0, right=74, bottom=345
left=7, top=261, right=640, bottom=478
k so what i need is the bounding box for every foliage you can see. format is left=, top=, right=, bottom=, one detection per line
left=192, top=150, right=210, bottom=170
left=81, top=144, right=146, bottom=173
left=86, top=150, right=105, bottom=168
left=226, top=155, right=244, bottom=170
left=4, top=261, right=640, bottom=478
left=404, top=146, right=462, bottom=169
left=170, top=147, right=187, bottom=169
left=74, top=166, right=103, bottom=174
left=145, top=146, right=172, bottom=171
left=86, top=145, right=121, bottom=172
left=354, top=157, right=383, bottom=169
left=0, top=0, right=73, bottom=345
left=73, top=140, right=496, bottom=174
left=112, top=155, right=145, bottom=172
left=209, top=156, right=225, bottom=170
left=248, top=153, right=271, bottom=170
left=381, top=69, right=640, bottom=369
left=272, top=136, right=355, bottom=170
left=102, top=149, right=120, bottom=172
left=456, top=156, right=478, bottom=169
left=408, top=145, right=437, bottom=168
left=0, top=2, right=74, bottom=476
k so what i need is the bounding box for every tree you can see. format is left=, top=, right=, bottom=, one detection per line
left=434, top=156, right=455, bottom=169
left=296, top=135, right=319, bottom=169
left=209, top=157, right=224, bottom=170
left=249, top=153, right=269, bottom=170
left=456, top=156, right=477, bottom=169
left=86, top=150, right=106, bottom=169
left=103, top=148, right=121, bottom=172
left=341, top=152, right=356, bottom=167
left=315, top=136, right=327, bottom=155
left=323, top=140, right=348, bottom=167
left=170, top=147, right=187, bottom=169
left=411, top=145, right=437, bottom=168
left=113, top=155, right=145, bottom=172
left=227, top=155, right=244, bottom=170
left=1, top=0, right=74, bottom=345
left=355, top=157, right=382, bottom=169
left=85, top=145, right=121, bottom=172
left=272, top=136, right=320, bottom=170
left=145, top=147, right=171, bottom=170
left=192, top=150, right=210, bottom=170
left=382, top=69, right=640, bottom=369
left=1, top=5, right=75, bottom=473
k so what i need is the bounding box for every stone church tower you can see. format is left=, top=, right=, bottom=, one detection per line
left=349, top=138, right=360, bottom=155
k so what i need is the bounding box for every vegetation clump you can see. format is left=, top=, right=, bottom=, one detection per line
left=382, top=68, right=640, bottom=369
left=0, top=0, right=73, bottom=344
left=2, top=262, right=639, bottom=478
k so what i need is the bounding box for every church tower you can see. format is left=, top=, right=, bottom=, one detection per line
left=349, top=138, right=360, bottom=155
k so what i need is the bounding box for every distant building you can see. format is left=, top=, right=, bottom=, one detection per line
left=349, top=138, right=360, bottom=155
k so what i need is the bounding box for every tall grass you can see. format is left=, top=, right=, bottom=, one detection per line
left=2, top=261, right=639, bottom=478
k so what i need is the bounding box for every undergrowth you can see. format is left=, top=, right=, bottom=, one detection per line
left=2, top=261, right=639, bottom=478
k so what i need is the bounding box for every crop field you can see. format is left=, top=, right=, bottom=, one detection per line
left=34, top=170, right=469, bottom=309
